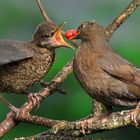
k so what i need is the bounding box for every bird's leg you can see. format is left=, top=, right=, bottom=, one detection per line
left=27, top=92, right=44, bottom=108
left=78, top=100, right=105, bottom=135
left=22, top=91, right=44, bottom=108
left=0, top=96, right=19, bottom=114
left=25, top=80, right=67, bottom=107
left=130, top=101, right=140, bottom=126
left=91, top=100, right=113, bottom=117
left=80, top=102, right=113, bottom=135
left=104, top=105, right=113, bottom=114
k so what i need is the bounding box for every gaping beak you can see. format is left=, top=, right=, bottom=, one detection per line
left=50, top=22, right=74, bottom=49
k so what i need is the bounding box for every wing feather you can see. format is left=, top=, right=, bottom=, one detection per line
left=97, top=51, right=140, bottom=86
left=0, top=39, right=34, bottom=66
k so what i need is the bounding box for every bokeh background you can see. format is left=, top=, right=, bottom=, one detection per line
left=0, top=0, right=140, bottom=139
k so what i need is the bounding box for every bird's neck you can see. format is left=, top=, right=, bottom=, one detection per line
left=81, top=35, right=110, bottom=51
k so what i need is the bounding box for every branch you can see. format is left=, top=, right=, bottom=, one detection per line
left=105, top=0, right=140, bottom=39
left=17, top=114, right=61, bottom=127
left=0, top=0, right=139, bottom=139
left=15, top=0, right=140, bottom=139
left=36, top=0, right=52, bottom=22
left=15, top=109, right=140, bottom=139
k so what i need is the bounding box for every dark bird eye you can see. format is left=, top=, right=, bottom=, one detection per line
left=80, top=24, right=84, bottom=28
left=44, top=34, right=49, bottom=38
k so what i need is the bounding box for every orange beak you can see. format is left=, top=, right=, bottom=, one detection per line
left=50, top=22, right=74, bottom=49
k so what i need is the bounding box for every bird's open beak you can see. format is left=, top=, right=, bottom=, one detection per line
left=49, top=22, right=74, bottom=49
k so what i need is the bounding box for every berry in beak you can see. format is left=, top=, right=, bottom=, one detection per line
left=65, top=30, right=79, bottom=40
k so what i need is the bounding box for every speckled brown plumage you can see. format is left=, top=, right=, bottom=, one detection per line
left=73, top=21, right=140, bottom=107
left=0, top=21, right=59, bottom=94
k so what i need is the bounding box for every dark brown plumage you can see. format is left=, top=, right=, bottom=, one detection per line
left=0, top=21, right=71, bottom=94
left=70, top=21, right=140, bottom=108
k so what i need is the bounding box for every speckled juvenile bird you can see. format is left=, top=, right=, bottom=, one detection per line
left=65, top=21, right=140, bottom=121
left=0, top=21, right=72, bottom=95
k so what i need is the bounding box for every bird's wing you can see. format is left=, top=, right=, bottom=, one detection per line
left=0, top=40, right=34, bottom=66
left=97, top=51, right=140, bottom=86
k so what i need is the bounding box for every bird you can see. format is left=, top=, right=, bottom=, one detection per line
left=0, top=21, right=72, bottom=104
left=65, top=21, right=140, bottom=123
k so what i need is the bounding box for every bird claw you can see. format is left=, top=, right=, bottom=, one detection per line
left=79, top=117, right=96, bottom=135
left=28, top=93, right=43, bottom=108
left=130, top=102, right=140, bottom=127
left=80, top=122, right=87, bottom=135
left=51, top=121, right=68, bottom=134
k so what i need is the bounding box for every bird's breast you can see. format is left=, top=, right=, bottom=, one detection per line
left=73, top=45, right=100, bottom=90
left=73, top=45, right=136, bottom=106
left=0, top=47, right=55, bottom=93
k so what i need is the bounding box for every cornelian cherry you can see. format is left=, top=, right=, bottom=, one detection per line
left=65, top=30, right=78, bottom=40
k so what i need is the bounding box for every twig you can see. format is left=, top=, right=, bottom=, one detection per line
left=36, top=0, right=52, bottom=22
left=17, top=114, right=62, bottom=127
left=105, top=0, right=140, bottom=39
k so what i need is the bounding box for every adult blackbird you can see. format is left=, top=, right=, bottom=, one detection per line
left=0, top=21, right=72, bottom=95
left=66, top=21, right=140, bottom=122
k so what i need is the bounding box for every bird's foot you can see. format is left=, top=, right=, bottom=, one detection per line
left=28, top=93, right=44, bottom=108
left=0, top=96, right=19, bottom=116
left=130, top=102, right=140, bottom=127
left=51, top=121, right=71, bottom=134
left=78, top=117, right=97, bottom=135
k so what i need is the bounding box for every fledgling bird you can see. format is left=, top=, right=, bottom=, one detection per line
left=65, top=21, right=140, bottom=122
left=0, top=21, right=72, bottom=96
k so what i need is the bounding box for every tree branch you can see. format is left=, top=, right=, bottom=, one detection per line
left=15, top=0, right=140, bottom=139
left=0, top=0, right=139, bottom=139
left=15, top=109, right=140, bottom=139
left=105, top=0, right=140, bottom=39
left=36, top=0, right=52, bottom=22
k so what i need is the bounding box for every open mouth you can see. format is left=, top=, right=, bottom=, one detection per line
left=50, top=22, right=74, bottom=49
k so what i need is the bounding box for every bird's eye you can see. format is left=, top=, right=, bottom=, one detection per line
left=80, top=23, right=85, bottom=28
left=90, top=22, right=94, bottom=25
left=44, top=34, right=49, bottom=38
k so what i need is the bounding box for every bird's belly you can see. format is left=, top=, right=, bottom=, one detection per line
left=0, top=53, right=54, bottom=93
left=74, top=66, right=138, bottom=107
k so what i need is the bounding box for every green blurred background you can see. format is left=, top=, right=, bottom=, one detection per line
left=0, top=0, right=140, bottom=139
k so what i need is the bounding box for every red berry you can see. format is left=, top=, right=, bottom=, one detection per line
left=65, top=30, right=78, bottom=40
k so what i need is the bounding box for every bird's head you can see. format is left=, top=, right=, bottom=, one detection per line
left=65, top=21, right=106, bottom=41
left=33, top=21, right=73, bottom=49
